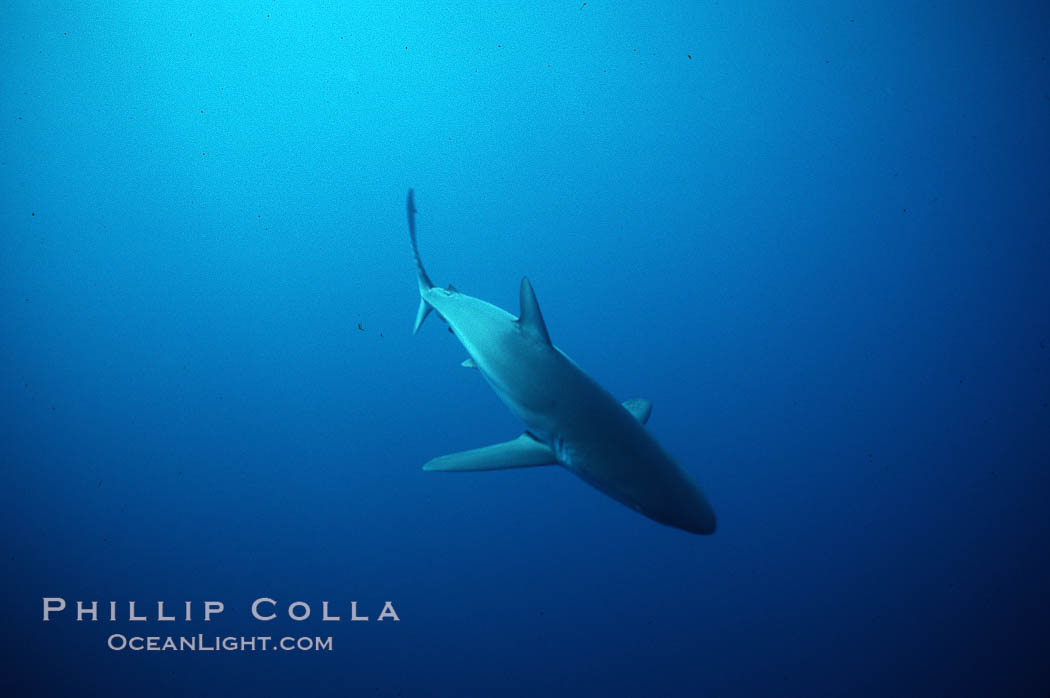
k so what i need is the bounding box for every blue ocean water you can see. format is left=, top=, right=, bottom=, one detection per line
left=2, top=1, right=1049, bottom=695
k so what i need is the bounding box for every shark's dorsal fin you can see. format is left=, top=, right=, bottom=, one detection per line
left=622, top=398, right=652, bottom=424
left=422, top=433, right=555, bottom=472
left=517, top=277, right=551, bottom=345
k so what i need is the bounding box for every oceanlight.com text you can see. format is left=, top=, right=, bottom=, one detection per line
left=106, top=634, right=333, bottom=652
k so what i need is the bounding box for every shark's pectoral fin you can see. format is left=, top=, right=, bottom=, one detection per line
left=461, top=358, right=477, bottom=369
left=622, top=398, right=652, bottom=424
left=423, top=433, right=556, bottom=472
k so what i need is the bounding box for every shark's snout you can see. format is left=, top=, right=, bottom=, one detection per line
left=625, top=485, right=717, bottom=534
left=645, top=483, right=717, bottom=535
left=675, top=499, right=717, bottom=535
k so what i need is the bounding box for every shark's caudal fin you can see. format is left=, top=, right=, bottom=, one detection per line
left=408, top=189, right=435, bottom=334
left=413, top=299, right=432, bottom=334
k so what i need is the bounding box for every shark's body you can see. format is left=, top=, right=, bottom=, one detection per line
left=408, top=190, right=716, bottom=534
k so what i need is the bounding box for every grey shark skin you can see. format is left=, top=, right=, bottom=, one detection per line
left=407, top=190, right=716, bottom=534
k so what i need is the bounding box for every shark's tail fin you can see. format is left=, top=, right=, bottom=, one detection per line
left=412, top=298, right=432, bottom=334
left=408, top=189, right=434, bottom=334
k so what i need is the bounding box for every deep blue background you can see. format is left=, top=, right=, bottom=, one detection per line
left=2, top=1, right=1048, bottom=695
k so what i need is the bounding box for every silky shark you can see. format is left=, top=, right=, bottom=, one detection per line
left=407, top=190, right=716, bottom=534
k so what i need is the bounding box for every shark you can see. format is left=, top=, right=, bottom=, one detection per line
left=407, top=189, right=717, bottom=534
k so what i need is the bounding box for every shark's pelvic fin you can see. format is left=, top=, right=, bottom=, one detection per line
left=622, top=398, right=653, bottom=424
left=423, top=433, right=556, bottom=472
left=517, top=277, right=551, bottom=344
left=461, top=358, right=477, bottom=369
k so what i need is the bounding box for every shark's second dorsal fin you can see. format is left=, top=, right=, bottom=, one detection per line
left=517, top=277, right=551, bottom=345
